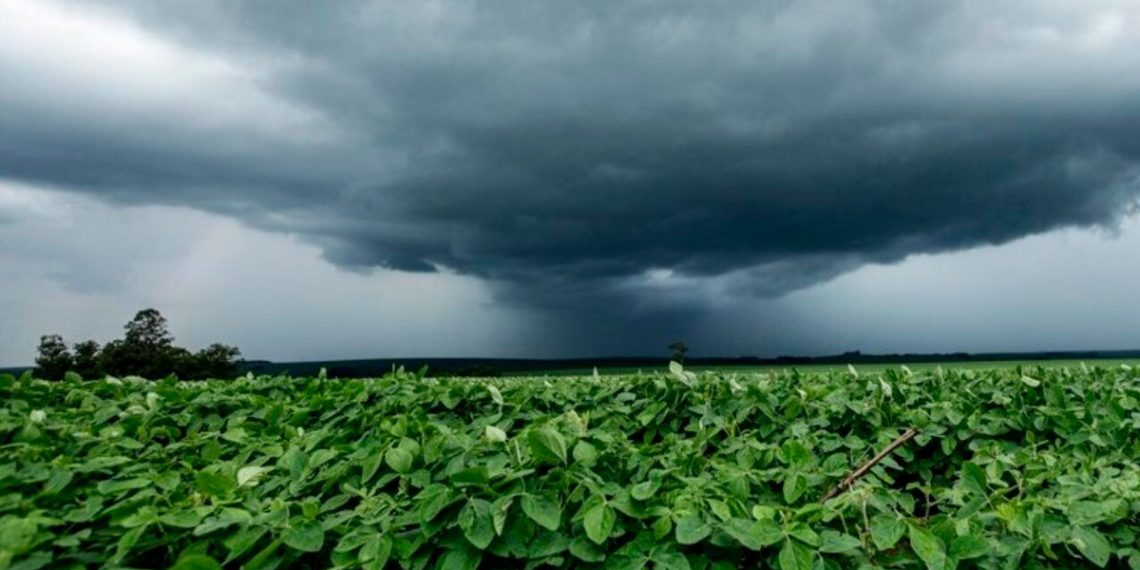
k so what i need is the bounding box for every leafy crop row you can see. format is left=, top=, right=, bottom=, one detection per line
left=1, top=363, right=1139, bottom=569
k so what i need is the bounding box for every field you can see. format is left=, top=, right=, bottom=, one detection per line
left=2, top=364, right=1139, bottom=569
left=514, top=359, right=1140, bottom=377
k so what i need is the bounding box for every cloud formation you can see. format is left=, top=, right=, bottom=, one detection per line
left=4, top=0, right=1140, bottom=310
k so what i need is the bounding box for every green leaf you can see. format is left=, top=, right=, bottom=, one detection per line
left=385, top=447, right=414, bottom=474
left=491, top=496, right=513, bottom=536
left=283, top=520, right=325, bottom=553
left=722, top=518, right=783, bottom=551
left=237, top=466, right=272, bottom=487
left=486, top=385, right=504, bottom=405
left=243, top=538, right=283, bottom=570
left=777, top=538, right=813, bottom=570
left=786, top=522, right=819, bottom=547
left=870, top=515, right=906, bottom=550
left=908, top=524, right=947, bottom=570
left=653, top=549, right=692, bottom=570
left=960, top=462, right=987, bottom=496
left=98, top=477, right=152, bottom=495
left=669, top=361, right=685, bottom=378
left=361, top=452, right=384, bottom=483
left=1068, top=500, right=1124, bottom=526
left=360, top=535, right=392, bottom=566
left=521, top=494, right=562, bottom=531
left=527, top=426, right=568, bottom=465
left=169, top=554, right=223, bottom=570
left=335, top=531, right=371, bottom=553
left=630, top=479, right=660, bottom=501
left=752, top=505, right=777, bottom=521
left=1070, top=526, right=1111, bottom=568
left=192, top=508, right=251, bottom=536
left=194, top=471, right=234, bottom=497
left=879, top=377, right=893, bottom=398
left=121, top=506, right=158, bottom=528
left=572, top=440, right=598, bottom=465
left=449, top=466, right=489, bottom=487
left=782, top=472, right=807, bottom=503
left=569, top=537, right=606, bottom=562
left=415, top=484, right=455, bottom=523
left=708, top=499, right=732, bottom=521
left=0, top=517, right=37, bottom=552
left=528, top=530, right=569, bottom=557
left=42, top=470, right=73, bottom=495
left=583, top=501, right=615, bottom=545
left=949, top=535, right=989, bottom=560
left=458, top=499, right=495, bottom=549
left=160, top=510, right=207, bottom=529
left=674, top=514, right=711, bottom=545
left=223, top=527, right=267, bottom=562
left=437, top=546, right=482, bottom=570
left=114, top=525, right=147, bottom=563
left=781, top=440, right=814, bottom=468
left=484, top=426, right=508, bottom=443
left=280, top=447, right=307, bottom=478
left=819, top=530, right=862, bottom=554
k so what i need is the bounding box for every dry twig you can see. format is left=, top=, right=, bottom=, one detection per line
left=820, top=428, right=919, bottom=502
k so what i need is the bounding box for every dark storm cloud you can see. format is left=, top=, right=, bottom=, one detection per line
left=4, top=0, right=1140, bottom=308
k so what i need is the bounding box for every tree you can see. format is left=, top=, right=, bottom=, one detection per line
left=33, top=308, right=244, bottom=381
left=101, top=309, right=178, bottom=378
left=35, top=335, right=73, bottom=380
left=72, top=340, right=102, bottom=379
left=98, top=340, right=128, bottom=377
left=124, top=308, right=174, bottom=349
left=668, top=341, right=689, bottom=363
left=192, top=343, right=243, bottom=379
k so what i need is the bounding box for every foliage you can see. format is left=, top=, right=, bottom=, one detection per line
left=103, top=309, right=179, bottom=379
left=1, top=364, right=1139, bottom=569
left=667, top=342, right=689, bottom=364
left=71, top=340, right=103, bottom=380
left=34, top=309, right=242, bottom=381
left=187, top=344, right=244, bottom=380
left=33, top=335, right=72, bottom=381
left=124, top=308, right=175, bottom=350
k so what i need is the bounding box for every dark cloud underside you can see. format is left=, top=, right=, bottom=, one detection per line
left=3, top=0, right=1140, bottom=308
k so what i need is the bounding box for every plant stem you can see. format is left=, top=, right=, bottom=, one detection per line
left=820, top=428, right=919, bottom=503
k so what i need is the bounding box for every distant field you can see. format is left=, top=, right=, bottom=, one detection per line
left=513, top=358, right=1140, bottom=377
left=3, top=357, right=1137, bottom=381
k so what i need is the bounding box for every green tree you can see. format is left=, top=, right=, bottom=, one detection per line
left=35, top=334, right=73, bottom=380
left=667, top=341, right=689, bottom=363
left=192, top=343, right=243, bottom=379
left=72, top=340, right=102, bottom=380
left=98, top=339, right=128, bottom=376
left=37, top=308, right=243, bottom=380
left=101, top=309, right=178, bottom=378
left=124, top=308, right=173, bottom=349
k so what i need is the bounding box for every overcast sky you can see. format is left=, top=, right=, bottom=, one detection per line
left=3, top=0, right=1140, bottom=365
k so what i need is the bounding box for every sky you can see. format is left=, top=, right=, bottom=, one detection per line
left=2, top=0, right=1140, bottom=365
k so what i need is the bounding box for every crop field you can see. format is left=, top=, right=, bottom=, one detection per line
left=511, top=359, right=1140, bottom=377
left=2, top=364, right=1139, bottom=569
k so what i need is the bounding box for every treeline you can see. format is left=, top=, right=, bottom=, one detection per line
left=34, top=309, right=242, bottom=380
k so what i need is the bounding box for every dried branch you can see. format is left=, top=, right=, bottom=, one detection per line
left=820, top=427, right=919, bottom=503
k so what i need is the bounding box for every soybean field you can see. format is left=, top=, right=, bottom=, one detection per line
left=1, top=363, right=1138, bottom=569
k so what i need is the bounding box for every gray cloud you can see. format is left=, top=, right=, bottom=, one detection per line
left=4, top=0, right=1140, bottom=315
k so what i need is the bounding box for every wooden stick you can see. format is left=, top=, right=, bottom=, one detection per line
left=820, top=428, right=919, bottom=503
